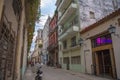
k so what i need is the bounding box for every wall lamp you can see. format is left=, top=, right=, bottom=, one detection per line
left=78, top=38, right=84, bottom=46
left=108, top=25, right=120, bottom=38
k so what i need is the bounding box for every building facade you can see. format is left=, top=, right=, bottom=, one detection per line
left=42, top=16, right=51, bottom=64
left=48, top=12, right=58, bottom=67
left=0, top=0, right=40, bottom=80
left=32, top=29, right=43, bottom=64
left=55, top=0, right=120, bottom=73
left=80, top=9, right=120, bottom=79
left=0, top=0, right=27, bottom=80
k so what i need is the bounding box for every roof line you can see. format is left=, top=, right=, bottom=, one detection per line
left=80, top=8, right=120, bottom=34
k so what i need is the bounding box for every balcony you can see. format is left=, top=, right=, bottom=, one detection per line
left=47, top=43, right=58, bottom=51
left=58, top=2, right=77, bottom=25
left=62, top=45, right=80, bottom=53
left=58, top=25, right=79, bottom=41
left=57, top=0, right=72, bottom=11
left=56, top=0, right=62, bottom=9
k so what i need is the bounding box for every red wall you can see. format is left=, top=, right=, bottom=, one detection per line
left=49, top=14, right=58, bottom=46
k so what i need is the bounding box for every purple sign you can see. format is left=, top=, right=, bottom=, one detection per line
left=96, top=37, right=112, bottom=45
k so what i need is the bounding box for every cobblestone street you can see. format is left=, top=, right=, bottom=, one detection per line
left=24, top=66, right=113, bottom=80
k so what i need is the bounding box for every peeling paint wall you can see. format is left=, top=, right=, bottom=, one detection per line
left=78, top=0, right=120, bottom=29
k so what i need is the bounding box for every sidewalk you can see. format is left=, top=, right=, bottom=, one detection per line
left=23, top=66, right=36, bottom=80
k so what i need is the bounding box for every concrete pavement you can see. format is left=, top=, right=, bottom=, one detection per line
left=24, top=65, right=114, bottom=80
left=23, top=66, right=36, bottom=80
left=42, top=66, right=113, bottom=80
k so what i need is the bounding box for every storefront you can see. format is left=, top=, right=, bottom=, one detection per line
left=91, top=33, right=116, bottom=78
left=80, top=9, right=120, bottom=79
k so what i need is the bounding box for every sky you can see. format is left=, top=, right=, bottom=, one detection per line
left=30, top=0, right=56, bottom=52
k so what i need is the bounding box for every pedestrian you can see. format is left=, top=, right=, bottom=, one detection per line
left=31, top=62, right=34, bottom=67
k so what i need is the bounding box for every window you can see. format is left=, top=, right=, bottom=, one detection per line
left=12, top=0, right=22, bottom=20
left=112, top=0, right=118, bottom=9
left=63, top=40, right=67, bottom=49
left=71, top=56, right=81, bottom=64
left=71, top=36, right=76, bottom=47
left=92, top=34, right=112, bottom=48
left=89, top=11, right=95, bottom=19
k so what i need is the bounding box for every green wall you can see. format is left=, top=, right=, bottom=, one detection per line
left=70, top=64, right=85, bottom=72
left=62, top=63, right=85, bottom=73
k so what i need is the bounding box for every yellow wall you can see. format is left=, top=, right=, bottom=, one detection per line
left=0, top=0, right=4, bottom=20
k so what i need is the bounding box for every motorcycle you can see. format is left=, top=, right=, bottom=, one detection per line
left=35, top=67, right=43, bottom=80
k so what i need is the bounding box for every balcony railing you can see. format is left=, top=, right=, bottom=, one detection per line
left=59, top=21, right=79, bottom=37
left=47, top=42, right=58, bottom=51
left=62, top=44, right=79, bottom=52
left=58, top=0, right=76, bottom=24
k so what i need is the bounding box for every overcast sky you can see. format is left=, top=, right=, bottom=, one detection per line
left=30, top=0, right=56, bottom=52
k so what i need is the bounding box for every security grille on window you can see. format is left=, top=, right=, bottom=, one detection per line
left=12, top=0, right=22, bottom=20
left=71, top=56, right=81, bottom=64
left=71, top=36, right=76, bottom=47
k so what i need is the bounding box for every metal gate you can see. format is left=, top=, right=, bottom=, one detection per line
left=0, top=14, right=15, bottom=80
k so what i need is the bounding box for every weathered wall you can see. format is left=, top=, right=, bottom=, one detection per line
left=81, top=15, right=120, bottom=79
left=0, top=0, right=4, bottom=20
left=78, top=0, right=120, bottom=29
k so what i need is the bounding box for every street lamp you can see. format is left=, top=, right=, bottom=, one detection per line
left=78, top=38, right=84, bottom=46
left=108, top=25, right=120, bottom=38
left=108, top=25, right=116, bottom=34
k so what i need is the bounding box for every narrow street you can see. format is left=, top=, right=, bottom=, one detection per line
left=24, top=66, right=112, bottom=80
left=1, top=0, right=120, bottom=80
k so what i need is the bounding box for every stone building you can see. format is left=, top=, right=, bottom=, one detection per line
left=55, top=0, right=120, bottom=73
left=48, top=12, right=58, bottom=67
left=31, top=29, right=43, bottom=64
left=80, top=8, right=120, bottom=79
left=42, top=16, right=51, bottom=64
left=0, top=0, right=40, bottom=80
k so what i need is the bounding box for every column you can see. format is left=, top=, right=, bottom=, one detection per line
left=109, top=48, right=116, bottom=78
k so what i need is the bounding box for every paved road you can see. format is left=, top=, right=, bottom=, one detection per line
left=42, top=66, right=111, bottom=80
left=24, top=66, right=112, bottom=80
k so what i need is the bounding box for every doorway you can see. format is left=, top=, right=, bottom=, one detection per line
left=95, top=49, right=112, bottom=77
left=66, top=57, right=70, bottom=70
left=63, top=57, right=70, bottom=70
